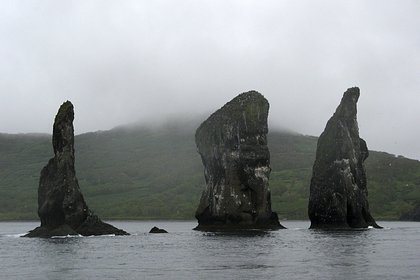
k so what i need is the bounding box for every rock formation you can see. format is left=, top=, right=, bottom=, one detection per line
left=194, top=91, right=283, bottom=231
left=25, top=101, right=128, bottom=237
left=308, top=87, right=381, bottom=229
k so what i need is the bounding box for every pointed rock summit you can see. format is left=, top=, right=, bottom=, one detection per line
left=308, top=87, right=381, bottom=229
left=194, top=91, right=283, bottom=231
left=25, top=101, right=128, bottom=237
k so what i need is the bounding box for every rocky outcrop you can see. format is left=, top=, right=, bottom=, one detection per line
left=400, top=205, right=420, bottom=221
left=24, top=101, right=128, bottom=237
left=149, top=226, right=168, bottom=233
left=194, top=91, right=283, bottom=231
left=308, top=87, right=381, bottom=229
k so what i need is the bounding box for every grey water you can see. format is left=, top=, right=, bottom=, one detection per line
left=0, top=221, right=419, bottom=280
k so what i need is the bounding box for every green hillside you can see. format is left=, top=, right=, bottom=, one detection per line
left=1, top=122, right=419, bottom=221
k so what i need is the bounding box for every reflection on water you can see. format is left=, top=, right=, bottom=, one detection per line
left=189, top=227, right=277, bottom=279
left=201, top=229, right=273, bottom=237
left=32, top=236, right=85, bottom=279
left=309, top=229, right=371, bottom=280
left=0, top=221, right=419, bottom=280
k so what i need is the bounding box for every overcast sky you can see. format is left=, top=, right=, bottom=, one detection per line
left=1, top=0, right=419, bottom=159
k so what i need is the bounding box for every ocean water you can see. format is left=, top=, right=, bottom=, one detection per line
left=0, top=221, right=419, bottom=280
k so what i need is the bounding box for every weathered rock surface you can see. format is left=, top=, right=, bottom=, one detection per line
left=308, top=87, right=381, bottom=229
left=149, top=226, right=168, bottom=233
left=24, top=101, right=128, bottom=237
left=194, top=91, right=283, bottom=231
left=400, top=205, right=420, bottom=221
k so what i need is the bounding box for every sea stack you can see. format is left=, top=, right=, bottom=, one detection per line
left=308, top=87, right=381, bottom=229
left=25, top=101, right=128, bottom=237
left=194, top=91, right=283, bottom=231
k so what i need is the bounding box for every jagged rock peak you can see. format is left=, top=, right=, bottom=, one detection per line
left=52, top=100, right=75, bottom=155
left=195, top=91, right=270, bottom=156
left=308, top=87, right=381, bottom=229
left=24, top=101, right=128, bottom=237
left=194, top=90, right=284, bottom=231
left=335, top=87, right=360, bottom=116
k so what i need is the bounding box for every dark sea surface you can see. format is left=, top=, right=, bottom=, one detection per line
left=0, top=221, right=419, bottom=280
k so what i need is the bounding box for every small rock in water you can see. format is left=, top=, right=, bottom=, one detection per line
left=149, top=226, right=168, bottom=233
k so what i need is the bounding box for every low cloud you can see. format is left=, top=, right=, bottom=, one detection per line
left=0, top=0, right=419, bottom=159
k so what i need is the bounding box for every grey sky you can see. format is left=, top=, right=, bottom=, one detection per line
left=1, top=0, right=419, bottom=159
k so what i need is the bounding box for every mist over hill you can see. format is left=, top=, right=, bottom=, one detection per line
left=1, top=119, right=419, bottom=220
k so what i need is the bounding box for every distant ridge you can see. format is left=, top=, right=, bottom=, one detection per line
left=0, top=119, right=419, bottom=220
left=0, top=132, right=50, bottom=138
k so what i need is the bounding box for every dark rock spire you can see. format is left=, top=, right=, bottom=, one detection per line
left=25, top=101, right=128, bottom=237
left=308, top=87, right=381, bottom=229
left=194, top=91, right=283, bottom=231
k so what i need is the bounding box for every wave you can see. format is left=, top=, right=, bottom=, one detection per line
left=51, top=234, right=83, bottom=239
left=3, top=233, right=26, bottom=238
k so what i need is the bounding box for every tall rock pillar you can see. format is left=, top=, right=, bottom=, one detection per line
left=25, top=101, right=128, bottom=237
left=308, top=87, right=381, bottom=229
left=194, top=91, right=283, bottom=231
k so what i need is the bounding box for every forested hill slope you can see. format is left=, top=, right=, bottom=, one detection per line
left=1, top=122, right=419, bottom=220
